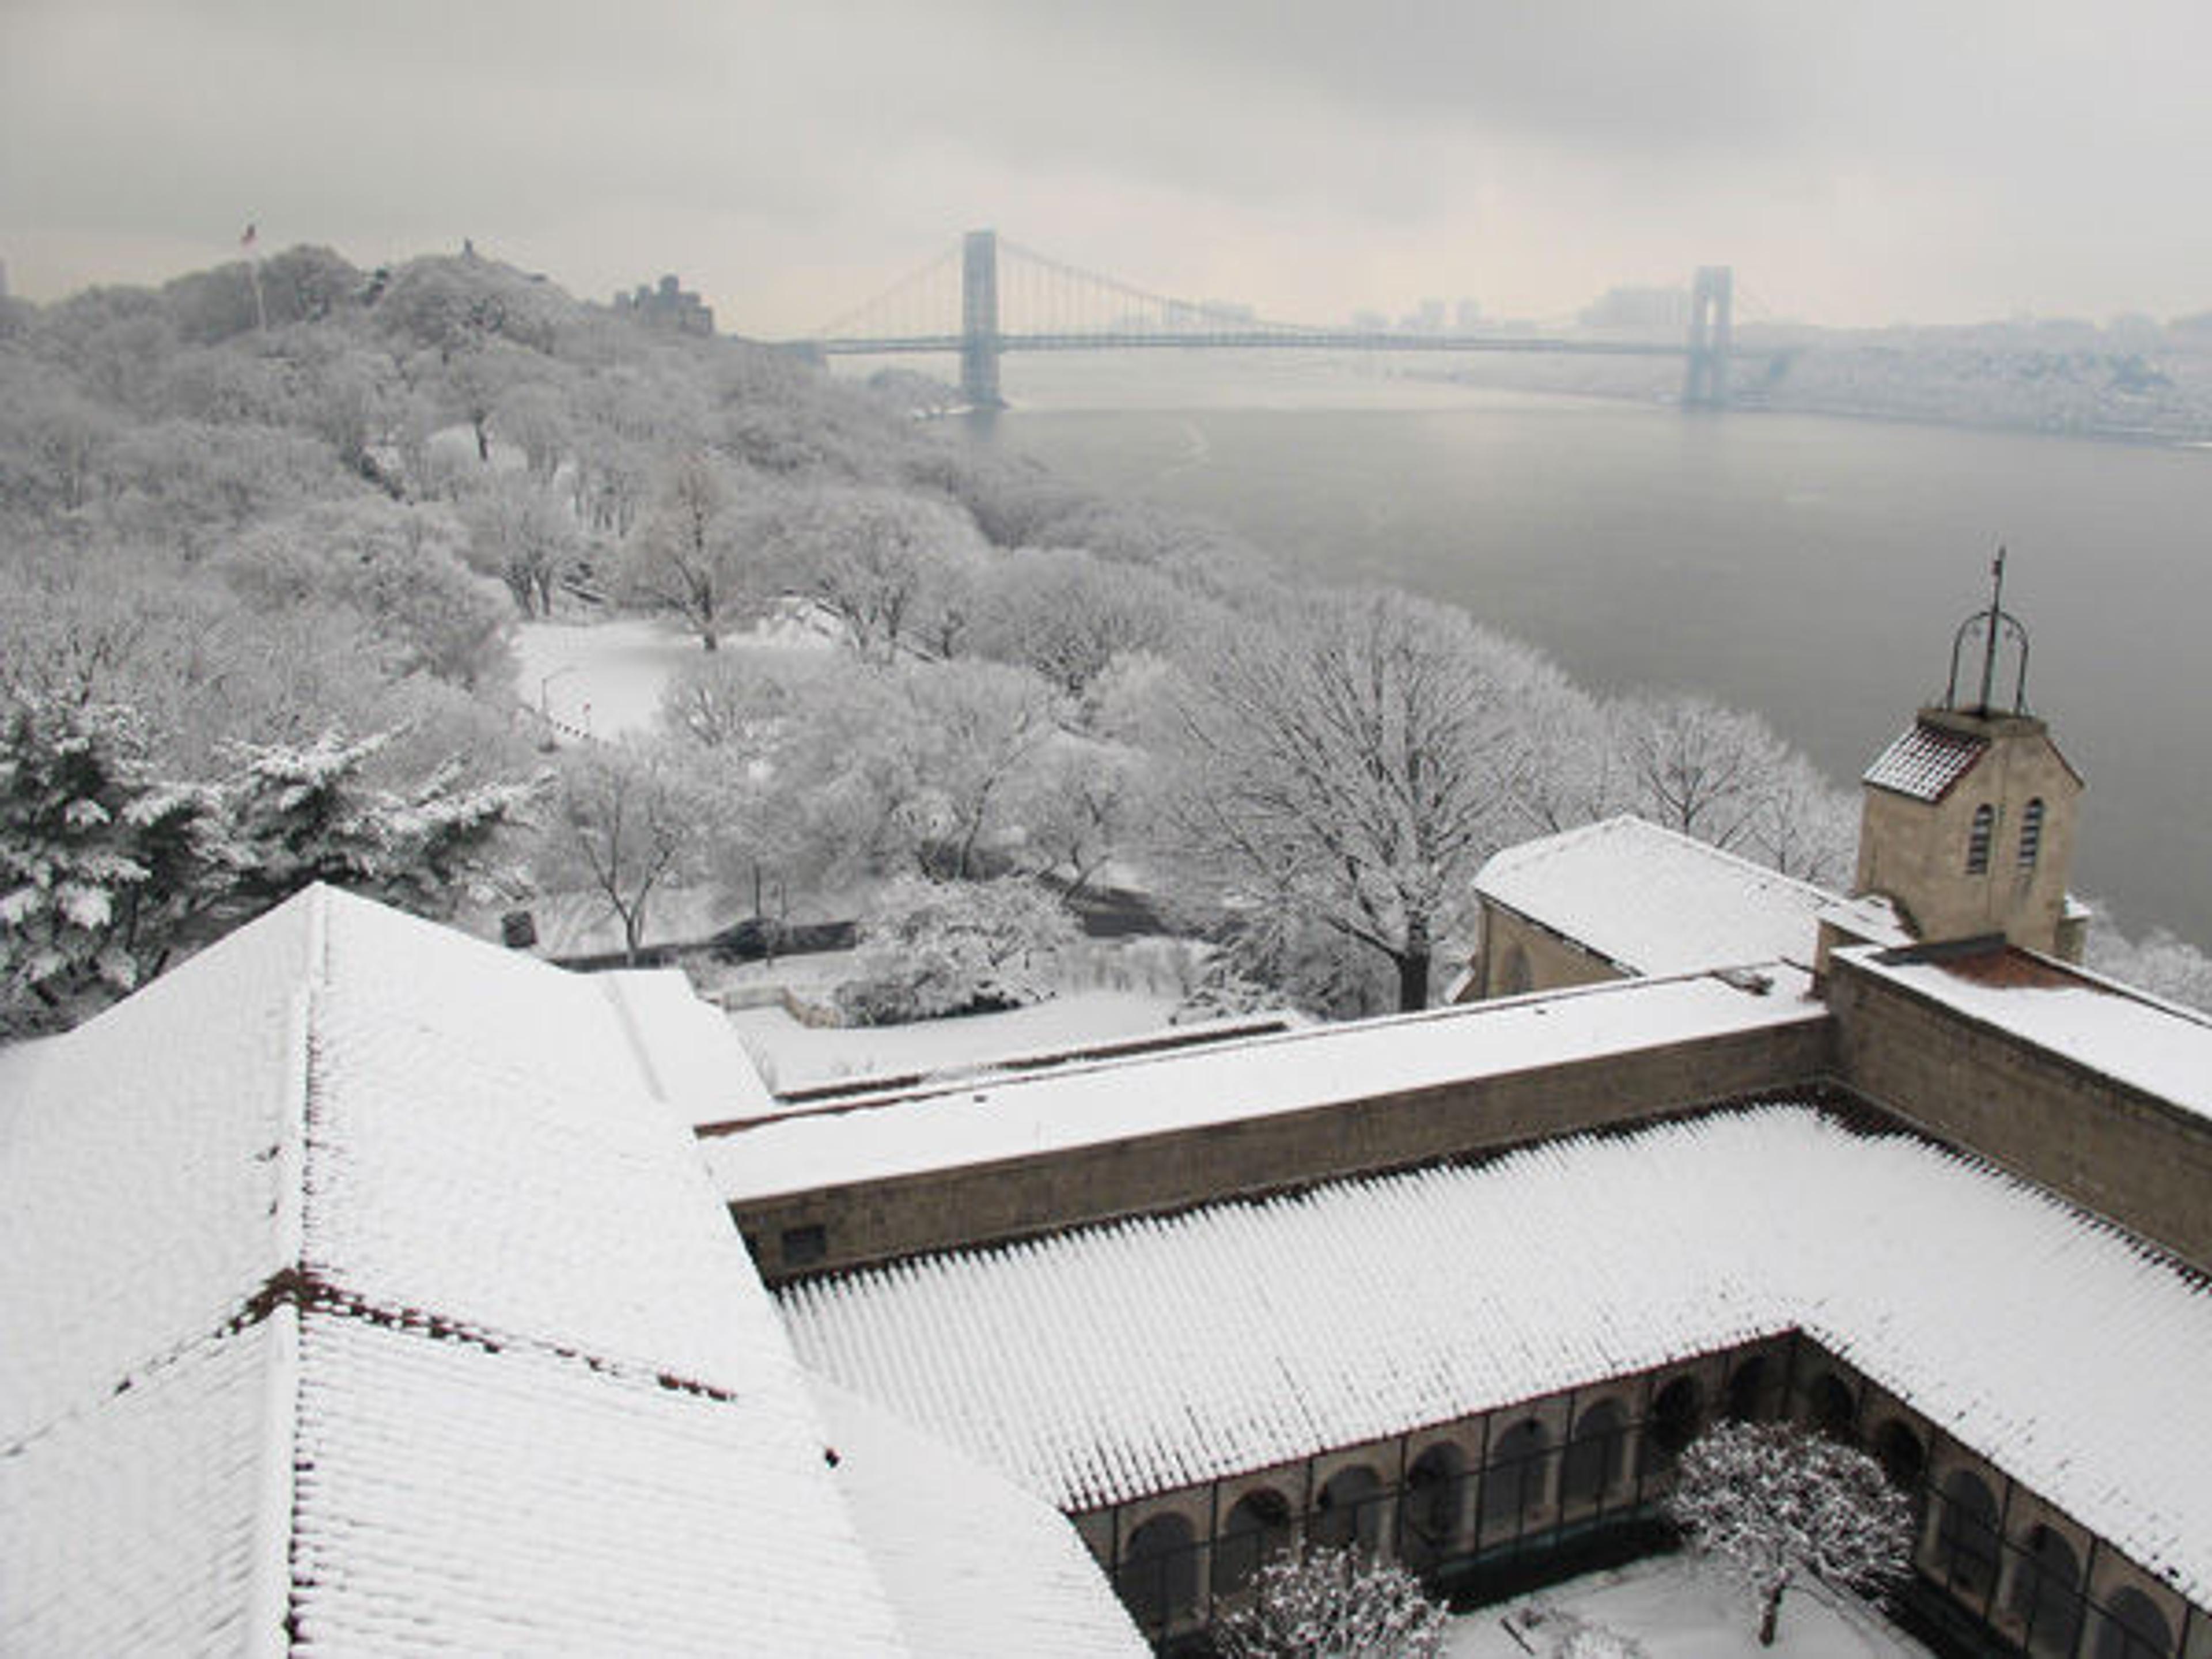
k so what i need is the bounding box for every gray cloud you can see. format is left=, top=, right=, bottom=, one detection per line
left=3, top=0, right=2209, bottom=331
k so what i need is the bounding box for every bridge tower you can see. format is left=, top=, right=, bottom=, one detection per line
left=961, top=229, right=1005, bottom=410
left=1682, top=266, right=1733, bottom=408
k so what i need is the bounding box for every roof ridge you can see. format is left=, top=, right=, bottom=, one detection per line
left=249, top=884, right=323, bottom=1659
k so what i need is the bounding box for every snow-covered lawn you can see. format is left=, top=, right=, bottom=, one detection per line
left=726, top=990, right=1184, bottom=1093
left=1445, top=1557, right=1931, bottom=1659
left=514, top=613, right=835, bottom=737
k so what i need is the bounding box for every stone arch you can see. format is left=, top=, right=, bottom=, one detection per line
left=1562, top=1396, right=1627, bottom=1506
left=1398, top=1442, right=1467, bottom=1571
left=1481, top=1418, right=1552, bottom=1530
left=2008, top=1524, right=2085, bottom=1658
left=1873, top=1419, right=1926, bottom=1493
left=1641, top=1374, right=1703, bottom=1476
left=2093, top=1587, right=2175, bottom=1659
left=1120, top=1512, right=1199, bottom=1634
left=1934, top=1467, right=2003, bottom=1603
left=1211, top=1487, right=1294, bottom=1597
left=1312, top=1463, right=1386, bottom=1553
left=1725, top=1354, right=1770, bottom=1422
left=1807, top=1372, right=1857, bottom=1442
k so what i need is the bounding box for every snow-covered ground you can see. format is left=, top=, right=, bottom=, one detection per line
left=514, top=612, right=835, bottom=738
left=1445, top=1557, right=1931, bottom=1658
left=727, top=990, right=1184, bottom=1093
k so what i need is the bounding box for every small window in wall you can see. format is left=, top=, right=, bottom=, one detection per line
left=780, top=1224, right=828, bottom=1268
left=2019, top=797, right=2046, bottom=871
left=1967, top=804, right=1995, bottom=874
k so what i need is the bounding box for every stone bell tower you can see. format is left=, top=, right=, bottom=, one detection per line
left=1847, top=554, right=2086, bottom=959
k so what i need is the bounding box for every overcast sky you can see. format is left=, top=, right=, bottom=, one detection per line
left=5, top=0, right=2209, bottom=335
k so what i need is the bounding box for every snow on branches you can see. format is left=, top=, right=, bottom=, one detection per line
left=1214, top=1546, right=1448, bottom=1659
left=1665, top=1421, right=1913, bottom=1647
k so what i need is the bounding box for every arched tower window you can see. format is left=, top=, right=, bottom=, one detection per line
left=1966, top=805, right=1994, bottom=874
left=2019, top=797, right=2046, bottom=871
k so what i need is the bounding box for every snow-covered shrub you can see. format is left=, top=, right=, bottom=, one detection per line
left=1214, top=1546, right=1447, bottom=1659
left=834, top=874, right=1078, bottom=1026
left=1666, top=1421, right=1912, bottom=1648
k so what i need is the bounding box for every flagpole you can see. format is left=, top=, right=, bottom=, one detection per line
left=241, top=220, right=266, bottom=331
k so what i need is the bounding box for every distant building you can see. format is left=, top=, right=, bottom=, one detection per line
left=614, top=272, right=715, bottom=336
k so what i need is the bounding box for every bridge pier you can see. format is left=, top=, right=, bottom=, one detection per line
left=1683, top=266, right=1733, bottom=408
left=961, top=229, right=1005, bottom=409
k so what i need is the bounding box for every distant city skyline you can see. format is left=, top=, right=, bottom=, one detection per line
left=5, top=0, right=2210, bottom=336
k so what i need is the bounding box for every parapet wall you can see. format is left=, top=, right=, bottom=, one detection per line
left=735, top=1015, right=1834, bottom=1283
left=1827, top=952, right=2212, bottom=1275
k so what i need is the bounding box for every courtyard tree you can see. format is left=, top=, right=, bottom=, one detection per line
left=1160, top=588, right=1528, bottom=1013
left=1666, top=1421, right=1914, bottom=1648
left=1214, top=1545, right=1447, bottom=1659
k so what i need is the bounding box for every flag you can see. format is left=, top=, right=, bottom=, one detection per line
left=240, top=222, right=257, bottom=250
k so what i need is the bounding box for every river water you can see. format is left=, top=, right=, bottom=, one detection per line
left=923, top=352, right=2210, bottom=947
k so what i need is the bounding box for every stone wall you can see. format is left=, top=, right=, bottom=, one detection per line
left=1475, top=903, right=1627, bottom=999
left=735, top=1016, right=1835, bottom=1282
left=1828, top=952, right=2212, bottom=1275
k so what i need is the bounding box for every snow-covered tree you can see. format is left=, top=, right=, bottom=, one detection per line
left=834, top=874, right=1078, bottom=1025
left=1213, top=1546, right=1448, bottom=1659
left=751, top=484, right=984, bottom=664
left=460, top=473, right=579, bottom=617
left=537, top=738, right=711, bottom=963
left=1666, top=1421, right=1914, bottom=1648
left=1160, top=589, right=1526, bottom=1012
left=969, top=546, right=1183, bottom=699
left=618, top=452, right=757, bottom=650
left=1610, top=693, right=1791, bottom=854
left=218, top=730, right=535, bottom=919
left=0, top=696, right=215, bottom=1031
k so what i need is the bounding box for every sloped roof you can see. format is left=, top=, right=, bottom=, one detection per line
left=0, top=888, right=1128, bottom=1656
left=780, top=1105, right=2212, bottom=1608
left=1863, top=721, right=1988, bottom=801
left=1473, top=816, right=1836, bottom=976
left=813, top=1380, right=1146, bottom=1658
left=706, top=967, right=1824, bottom=1204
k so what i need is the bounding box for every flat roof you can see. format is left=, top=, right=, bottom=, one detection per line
left=706, top=966, right=1825, bottom=1203
left=1840, top=941, right=2212, bottom=1122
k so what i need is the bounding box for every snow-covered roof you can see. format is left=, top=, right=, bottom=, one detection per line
left=0, top=888, right=1115, bottom=1655
left=812, top=1380, right=1145, bottom=1658
left=1863, top=721, right=1988, bottom=801
left=1842, top=942, right=2212, bottom=1122
left=706, top=967, right=1825, bottom=1203
left=599, top=965, right=779, bottom=1126
left=1472, top=817, right=1837, bottom=977
left=780, top=1105, right=2212, bottom=1607
left=1817, top=892, right=1918, bottom=950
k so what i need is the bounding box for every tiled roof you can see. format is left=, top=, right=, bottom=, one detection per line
left=1863, top=721, right=1987, bottom=801
left=3, top=887, right=1135, bottom=1656
left=1474, top=816, right=1836, bottom=975
left=815, top=1380, right=1147, bottom=1658
left=781, top=1105, right=2212, bottom=1607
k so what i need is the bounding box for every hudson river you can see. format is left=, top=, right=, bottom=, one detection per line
left=946, top=353, right=2212, bottom=948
